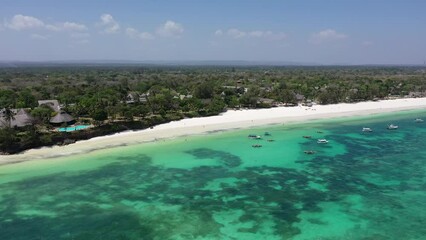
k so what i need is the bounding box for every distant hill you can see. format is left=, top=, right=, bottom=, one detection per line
left=132, top=60, right=318, bottom=66
left=0, top=60, right=423, bottom=68
left=0, top=62, right=19, bottom=68
left=0, top=60, right=318, bottom=68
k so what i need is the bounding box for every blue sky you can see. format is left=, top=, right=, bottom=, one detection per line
left=0, top=0, right=425, bottom=64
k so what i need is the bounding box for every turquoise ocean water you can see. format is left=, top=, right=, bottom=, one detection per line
left=0, top=110, right=425, bottom=239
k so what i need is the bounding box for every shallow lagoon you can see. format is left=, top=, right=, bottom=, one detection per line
left=0, top=110, right=425, bottom=239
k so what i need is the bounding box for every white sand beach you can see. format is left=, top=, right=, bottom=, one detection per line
left=1, top=98, right=426, bottom=164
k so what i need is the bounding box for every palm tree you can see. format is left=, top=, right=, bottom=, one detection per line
left=3, top=107, right=15, bottom=128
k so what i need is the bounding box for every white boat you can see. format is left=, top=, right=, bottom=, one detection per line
left=415, top=118, right=424, bottom=123
left=387, top=124, right=398, bottom=130
left=362, top=127, right=373, bottom=132
left=248, top=134, right=262, bottom=139
left=317, top=139, right=329, bottom=144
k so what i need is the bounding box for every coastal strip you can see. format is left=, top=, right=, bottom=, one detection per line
left=1, top=98, right=425, bottom=164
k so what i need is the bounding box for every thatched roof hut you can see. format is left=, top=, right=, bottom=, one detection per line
left=0, top=108, right=34, bottom=128
left=50, top=111, right=75, bottom=125
left=38, top=100, right=60, bottom=112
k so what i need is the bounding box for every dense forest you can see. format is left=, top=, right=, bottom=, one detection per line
left=1, top=65, right=426, bottom=153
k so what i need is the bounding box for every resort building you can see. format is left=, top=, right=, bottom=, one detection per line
left=38, top=99, right=75, bottom=125
left=407, top=91, right=426, bottom=98
left=38, top=100, right=61, bottom=112
left=126, top=92, right=150, bottom=104
left=257, top=98, right=276, bottom=106
left=50, top=111, right=75, bottom=125
left=0, top=108, right=34, bottom=128
left=295, top=94, right=305, bottom=102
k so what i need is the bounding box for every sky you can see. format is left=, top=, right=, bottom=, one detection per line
left=0, top=0, right=425, bottom=64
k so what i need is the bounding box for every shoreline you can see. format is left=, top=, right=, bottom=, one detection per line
left=1, top=98, right=426, bottom=164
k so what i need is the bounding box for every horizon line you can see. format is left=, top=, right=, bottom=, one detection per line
left=0, top=59, right=425, bottom=67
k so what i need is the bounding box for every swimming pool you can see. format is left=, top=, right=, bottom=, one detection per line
left=58, top=125, right=91, bottom=132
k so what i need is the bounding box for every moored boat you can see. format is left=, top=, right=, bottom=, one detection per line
left=304, top=150, right=316, bottom=154
left=252, top=144, right=262, bottom=148
left=303, top=135, right=312, bottom=139
left=248, top=134, right=262, bottom=139
left=362, top=127, right=373, bottom=132
left=415, top=118, right=424, bottom=123
left=317, top=139, right=329, bottom=144
left=387, top=124, right=398, bottom=130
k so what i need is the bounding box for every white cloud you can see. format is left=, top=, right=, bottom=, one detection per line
left=5, top=14, right=88, bottom=33
left=227, top=28, right=246, bottom=38
left=219, top=28, right=286, bottom=41
left=30, top=33, right=48, bottom=40
left=126, top=27, right=138, bottom=38
left=126, top=27, right=154, bottom=40
left=139, top=32, right=154, bottom=40
left=99, top=14, right=120, bottom=33
left=311, top=29, right=347, bottom=44
left=263, top=31, right=287, bottom=41
left=156, top=20, right=184, bottom=37
left=248, top=31, right=263, bottom=38
left=5, top=14, right=44, bottom=30
left=63, top=22, right=87, bottom=31
left=129, top=21, right=183, bottom=40
left=45, top=24, right=61, bottom=31
left=214, top=29, right=223, bottom=36
left=45, top=22, right=87, bottom=32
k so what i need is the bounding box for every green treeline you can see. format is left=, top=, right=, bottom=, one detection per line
left=1, top=65, right=425, bottom=153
